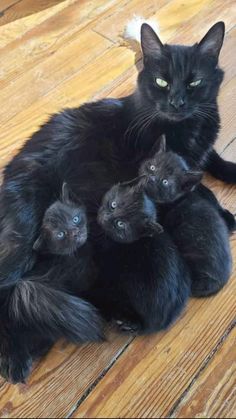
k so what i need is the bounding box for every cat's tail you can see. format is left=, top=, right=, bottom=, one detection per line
left=8, top=279, right=104, bottom=343
left=206, top=149, right=236, bottom=184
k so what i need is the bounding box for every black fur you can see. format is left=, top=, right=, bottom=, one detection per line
left=0, top=22, right=235, bottom=382
left=89, top=178, right=190, bottom=333
left=33, top=183, right=88, bottom=256
left=140, top=141, right=233, bottom=297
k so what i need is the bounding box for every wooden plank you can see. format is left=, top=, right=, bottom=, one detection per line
left=0, top=330, right=133, bottom=418
left=170, top=327, right=236, bottom=418
left=72, top=249, right=236, bottom=418
left=0, top=44, right=135, bottom=167
left=0, top=0, right=117, bottom=89
left=95, top=0, right=236, bottom=44
left=0, top=0, right=76, bottom=49
left=0, top=0, right=66, bottom=27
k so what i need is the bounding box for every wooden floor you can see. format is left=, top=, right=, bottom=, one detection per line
left=0, top=0, right=235, bottom=417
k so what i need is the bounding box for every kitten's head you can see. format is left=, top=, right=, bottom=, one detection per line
left=139, top=135, right=203, bottom=202
left=137, top=22, right=224, bottom=122
left=98, top=177, right=163, bottom=243
left=33, top=183, right=88, bottom=255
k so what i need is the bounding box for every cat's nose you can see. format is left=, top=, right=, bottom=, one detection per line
left=169, top=97, right=185, bottom=110
left=72, top=229, right=79, bottom=237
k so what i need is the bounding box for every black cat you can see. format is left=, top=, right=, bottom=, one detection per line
left=0, top=183, right=103, bottom=383
left=97, top=176, right=163, bottom=243
left=86, top=177, right=190, bottom=333
left=0, top=21, right=235, bottom=382
left=34, top=183, right=88, bottom=256
left=140, top=137, right=233, bottom=297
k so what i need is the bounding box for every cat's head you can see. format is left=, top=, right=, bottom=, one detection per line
left=139, top=135, right=203, bottom=202
left=137, top=22, right=224, bottom=122
left=98, top=177, right=163, bottom=243
left=33, top=183, right=88, bottom=255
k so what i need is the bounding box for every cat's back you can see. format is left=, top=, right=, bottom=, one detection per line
left=164, top=192, right=229, bottom=247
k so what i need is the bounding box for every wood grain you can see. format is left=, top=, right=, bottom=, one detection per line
left=0, top=0, right=235, bottom=418
left=72, top=238, right=236, bottom=417
left=0, top=329, right=133, bottom=418
left=171, top=327, right=236, bottom=418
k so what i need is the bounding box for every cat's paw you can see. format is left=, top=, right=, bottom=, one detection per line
left=0, top=353, right=32, bottom=384
left=116, top=319, right=140, bottom=334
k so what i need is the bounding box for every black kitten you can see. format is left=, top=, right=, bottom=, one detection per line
left=98, top=177, right=163, bottom=243
left=140, top=137, right=233, bottom=297
left=88, top=177, right=190, bottom=333
left=34, top=183, right=87, bottom=256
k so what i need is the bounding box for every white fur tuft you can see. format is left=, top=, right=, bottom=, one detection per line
left=123, top=15, right=159, bottom=44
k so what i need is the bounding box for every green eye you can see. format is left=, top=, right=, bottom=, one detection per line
left=189, top=79, right=202, bottom=87
left=156, top=78, right=168, bottom=88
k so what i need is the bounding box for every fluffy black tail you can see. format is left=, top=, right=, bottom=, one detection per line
left=8, top=279, right=104, bottom=343
left=207, top=149, right=236, bottom=184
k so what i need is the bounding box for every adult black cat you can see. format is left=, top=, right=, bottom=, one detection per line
left=0, top=21, right=235, bottom=382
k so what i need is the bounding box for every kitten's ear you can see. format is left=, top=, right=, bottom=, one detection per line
left=61, top=182, right=70, bottom=204
left=181, top=171, right=203, bottom=192
left=141, top=23, right=163, bottom=61
left=198, top=22, right=225, bottom=59
left=151, top=134, right=166, bottom=155
left=145, top=220, right=164, bottom=236
left=120, top=175, right=146, bottom=188
left=33, top=234, right=44, bottom=251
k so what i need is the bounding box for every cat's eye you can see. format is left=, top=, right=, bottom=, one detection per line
left=188, top=79, right=202, bottom=88
left=150, top=165, right=156, bottom=171
left=162, top=179, right=169, bottom=186
left=156, top=78, right=168, bottom=88
left=73, top=215, right=80, bottom=224
left=57, top=231, right=65, bottom=239
left=116, top=220, right=125, bottom=229
left=111, top=201, right=117, bottom=209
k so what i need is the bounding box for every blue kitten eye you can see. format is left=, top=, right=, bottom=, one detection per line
left=116, top=220, right=125, bottom=229
left=57, top=231, right=65, bottom=239
left=162, top=179, right=169, bottom=186
left=111, top=201, right=117, bottom=209
left=150, top=165, right=156, bottom=171
left=73, top=215, right=80, bottom=224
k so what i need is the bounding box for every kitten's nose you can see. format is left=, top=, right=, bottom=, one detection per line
left=169, top=97, right=185, bottom=110
left=72, top=229, right=79, bottom=237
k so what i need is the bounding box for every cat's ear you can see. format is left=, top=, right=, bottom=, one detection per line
left=145, top=220, right=164, bottom=236
left=151, top=134, right=166, bottom=155
left=181, top=171, right=203, bottom=192
left=61, top=182, right=70, bottom=204
left=33, top=234, right=44, bottom=251
left=198, top=22, right=225, bottom=59
left=141, top=23, right=163, bottom=61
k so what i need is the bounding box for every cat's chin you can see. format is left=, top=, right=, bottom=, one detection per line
left=157, top=109, right=193, bottom=122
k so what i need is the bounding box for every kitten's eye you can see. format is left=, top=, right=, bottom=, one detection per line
left=162, top=179, right=169, bottom=186
left=188, top=79, right=202, bottom=88
left=57, top=231, right=65, bottom=239
left=111, top=201, right=117, bottom=210
left=150, top=165, right=156, bottom=171
left=116, top=220, right=125, bottom=229
left=156, top=78, right=168, bottom=88
left=73, top=215, right=80, bottom=224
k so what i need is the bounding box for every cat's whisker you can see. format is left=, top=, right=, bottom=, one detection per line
left=124, top=109, right=154, bottom=147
